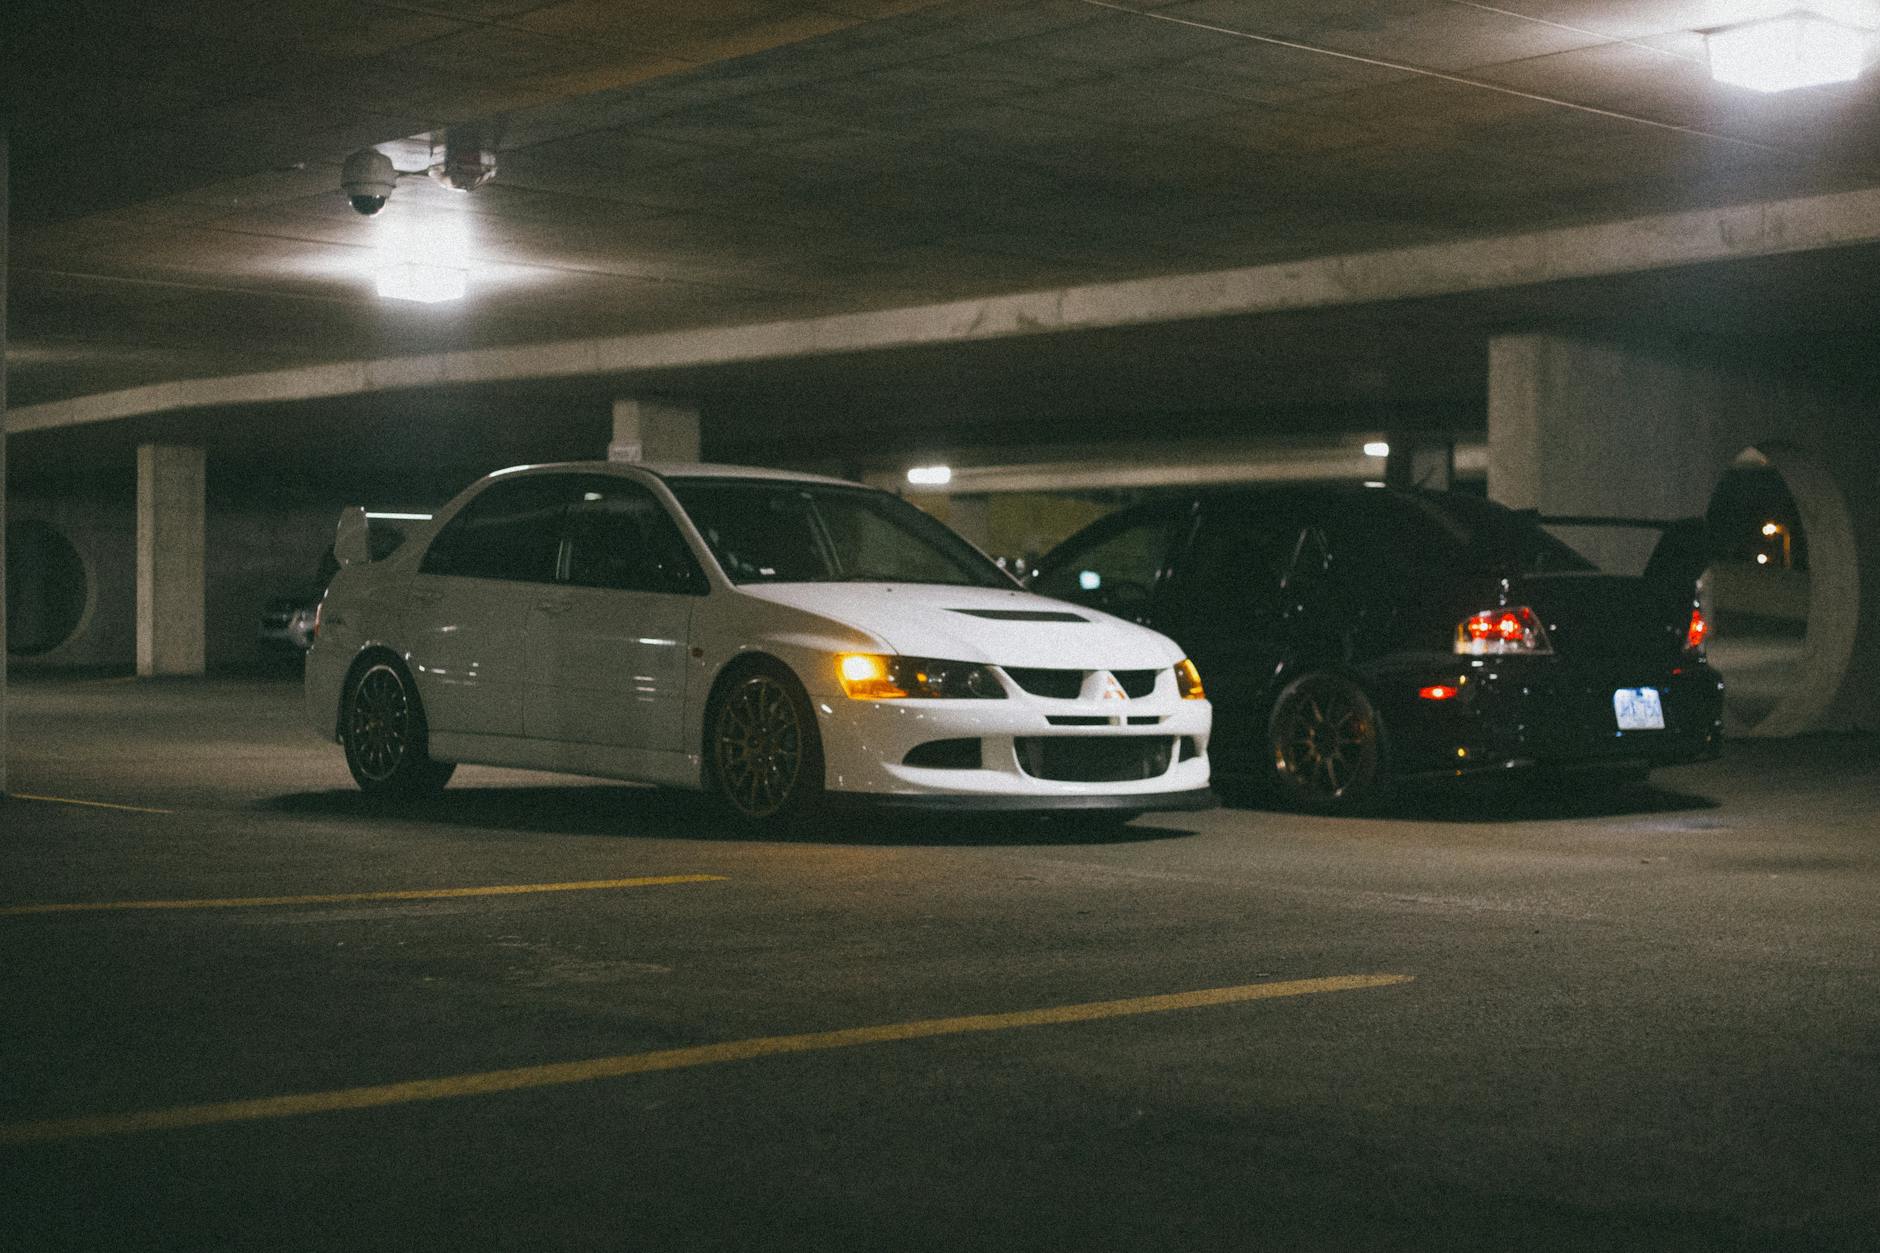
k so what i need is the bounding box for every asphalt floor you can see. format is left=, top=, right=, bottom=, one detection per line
left=2, top=673, right=1877, bottom=1251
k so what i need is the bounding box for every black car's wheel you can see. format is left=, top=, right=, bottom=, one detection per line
left=708, top=663, right=823, bottom=823
left=1266, top=672, right=1387, bottom=812
left=341, top=659, right=455, bottom=796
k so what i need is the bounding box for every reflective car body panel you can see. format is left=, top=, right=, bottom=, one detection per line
left=402, top=573, right=533, bottom=738
left=523, top=584, right=693, bottom=752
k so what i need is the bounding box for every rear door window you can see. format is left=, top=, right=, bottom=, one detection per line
left=420, top=476, right=567, bottom=583
left=1162, top=503, right=1306, bottom=619
left=1321, top=494, right=1471, bottom=578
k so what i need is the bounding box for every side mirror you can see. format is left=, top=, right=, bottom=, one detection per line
left=334, top=505, right=372, bottom=567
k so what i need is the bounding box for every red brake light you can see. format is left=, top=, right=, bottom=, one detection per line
left=1685, top=606, right=1708, bottom=653
left=1455, top=606, right=1552, bottom=656
left=1419, top=684, right=1458, bottom=701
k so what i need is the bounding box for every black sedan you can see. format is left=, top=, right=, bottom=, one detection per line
left=1029, top=484, right=1724, bottom=810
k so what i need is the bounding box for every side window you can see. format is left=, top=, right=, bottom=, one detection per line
left=558, top=479, right=705, bottom=595
left=420, top=476, right=566, bottom=583
left=1169, top=507, right=1304, bottom=615
left=1323, top=497, right=1468, bottom=577
left=1031, top=509, right=1184, bottom=613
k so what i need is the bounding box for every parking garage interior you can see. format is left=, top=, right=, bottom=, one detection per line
left=4, top=2, right=1880, bottom=1248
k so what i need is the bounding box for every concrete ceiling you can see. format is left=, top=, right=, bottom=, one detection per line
left=8, top=0, right=1880, bottom=424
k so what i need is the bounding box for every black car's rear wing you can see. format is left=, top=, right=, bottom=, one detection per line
left=1523, top=511, right=1710, bottom=590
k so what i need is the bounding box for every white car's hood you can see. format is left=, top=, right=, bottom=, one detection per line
left=738, top=582, right=1181, bottom=669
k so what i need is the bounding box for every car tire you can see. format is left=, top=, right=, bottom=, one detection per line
left=707, top=661, right=824, bottom=825
left=341, top=658, right=455, bottom=797
left=1266, top=672, right=1388, bottom=813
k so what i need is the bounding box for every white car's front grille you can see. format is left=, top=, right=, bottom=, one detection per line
left=1015, top=736, right=1175, bottom=783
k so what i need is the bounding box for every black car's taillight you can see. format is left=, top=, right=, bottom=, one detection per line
left=1684, top=606, right=1708, bottom=655
left=1454, top=606, right=1552, bottom=656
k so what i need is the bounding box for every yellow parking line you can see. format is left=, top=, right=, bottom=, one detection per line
left=0, top=874, right=728, bottom=917
left=7, top=792, right=172, bottom=815
left=0, top=973, right=1411, bottom=1144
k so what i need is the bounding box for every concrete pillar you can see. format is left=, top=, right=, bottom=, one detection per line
left=1, top=134, right=9, bottom=799
left=136, top=445, right=206, bottom=677
left=1487, top=332, right=1880, bottom=734
left=608, top=398, right=700, bottom=464
left=1487, top=334, right=1722, bottom=574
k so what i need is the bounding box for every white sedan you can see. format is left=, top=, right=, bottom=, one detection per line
left=306, top=462, right=1213, bottom=823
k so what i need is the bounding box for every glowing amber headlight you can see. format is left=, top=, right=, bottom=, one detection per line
left=1174, top=658, right=1206, bottom=700
left=837, top=654, right=906, bottom=699
left=836, top=653, right=1005, bottom=700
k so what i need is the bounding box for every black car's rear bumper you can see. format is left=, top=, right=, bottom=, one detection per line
left=1374, top=656, right=1725, bottom=780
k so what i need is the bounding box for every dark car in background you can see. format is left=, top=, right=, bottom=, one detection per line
left=1030, top=484, right=1724, bottom=811
left=256, top=518, right=416, bottom=659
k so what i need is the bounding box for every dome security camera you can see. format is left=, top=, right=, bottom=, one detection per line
left=341, top=148, right=397, bottom=215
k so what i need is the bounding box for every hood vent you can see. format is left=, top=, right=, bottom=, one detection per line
left=950, top=609, right=1088, bottom=623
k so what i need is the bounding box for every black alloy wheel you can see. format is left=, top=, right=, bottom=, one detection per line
left=341, top=660, right=455, bottom=796
left=710, top=665, right=822, bottom=823
left=1267, top=672, right=1386, bottom=812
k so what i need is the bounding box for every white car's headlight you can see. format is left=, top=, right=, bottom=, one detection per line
left=836, top=654, right=1006, bottom=700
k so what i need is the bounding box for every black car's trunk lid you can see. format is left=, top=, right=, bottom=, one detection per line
left=1512, top=572, right=1696, bottom=671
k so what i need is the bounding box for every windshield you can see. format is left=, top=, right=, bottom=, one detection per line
left=666, top=479, right=1016, bottom=588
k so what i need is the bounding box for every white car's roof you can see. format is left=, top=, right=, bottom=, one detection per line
left=493, top=460, right=860, bottom=488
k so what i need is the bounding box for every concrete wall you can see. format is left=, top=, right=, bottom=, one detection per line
left=205, top=503, right=341, bottom=670
left=6, top=492, right=342, bottom=673
left=1488, top=333, right=1880, bottom=735
left=6, top=492, right=136, bottom=669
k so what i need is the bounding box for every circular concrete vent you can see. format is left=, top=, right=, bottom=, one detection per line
left=1702, top=445, right=1854, bottom=736
left=6, top=520, right=90, bottom=657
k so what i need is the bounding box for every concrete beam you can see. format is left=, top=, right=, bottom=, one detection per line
left=14, top=184, right=1880, bottom=435
left=136, top=445, right=206, bottom=677
left=871, top=441, right=1486, bottom=495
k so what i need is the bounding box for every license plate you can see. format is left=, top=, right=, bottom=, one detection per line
left=1613, top=687, right=1665, bottom=731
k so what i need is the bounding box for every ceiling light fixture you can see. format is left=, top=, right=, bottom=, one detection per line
left=376, top=262, right=466, bottom=303
left=906, top=465, right=953, bottom=486
left=1363, top=441, right=1391, bottom=458
left=1705, top=11, right=1873, bottom=93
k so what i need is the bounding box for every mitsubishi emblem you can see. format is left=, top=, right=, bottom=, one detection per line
left=1097, top=671, right=1129, bottom=701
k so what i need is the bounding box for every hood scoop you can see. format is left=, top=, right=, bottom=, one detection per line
left=949, top=608, right=1089, bottom=623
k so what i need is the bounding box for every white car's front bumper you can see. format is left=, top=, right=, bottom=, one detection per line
left=811, top=670, right=1213, bottom=811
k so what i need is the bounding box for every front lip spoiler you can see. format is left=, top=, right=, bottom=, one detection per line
left=827, top=786, right=1217, bottom=814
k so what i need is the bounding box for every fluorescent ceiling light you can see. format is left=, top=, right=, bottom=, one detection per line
left=1363, top=441, right=1391, bottom=458
left=376, top=262, right=466, bottom=303
left=906, top=465, right=953, bottom=486
left=1706, top=12, right=1872, bottom=93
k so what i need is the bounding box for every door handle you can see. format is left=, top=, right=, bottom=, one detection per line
left=535, top=599, right=573, bottom=617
